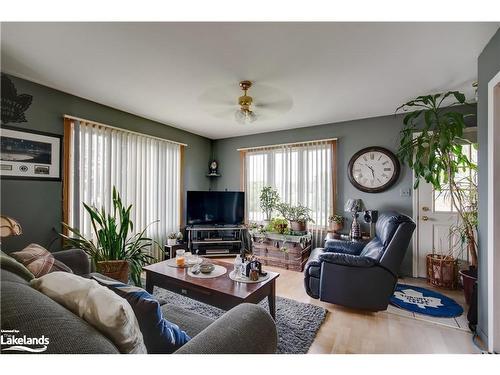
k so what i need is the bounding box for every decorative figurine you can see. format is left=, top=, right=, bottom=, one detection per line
left=208, top=160, right=219, bottom=175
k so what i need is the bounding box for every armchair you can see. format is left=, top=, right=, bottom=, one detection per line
left=304, top=211, right=415, bottom=311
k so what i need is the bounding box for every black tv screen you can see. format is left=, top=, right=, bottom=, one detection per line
left=186, top=191, right=245, bottom=225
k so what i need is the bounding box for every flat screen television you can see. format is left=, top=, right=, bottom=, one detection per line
left=186, top=191, right=245, bottom=225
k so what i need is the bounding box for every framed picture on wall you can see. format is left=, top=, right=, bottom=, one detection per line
left=0, top=126, right=62, bottom=181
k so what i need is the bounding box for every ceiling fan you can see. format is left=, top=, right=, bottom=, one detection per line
left=235, top=80, right=256, bottom=124
left=198, top=81, right=293, bottom=124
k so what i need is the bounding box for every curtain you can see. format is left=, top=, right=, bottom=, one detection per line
left=243, top=140, right=335, bottom=247
left=67, top=120, right=181, bottom=260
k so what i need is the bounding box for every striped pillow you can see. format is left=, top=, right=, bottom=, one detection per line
left=10, top=244, right=72, bottom=277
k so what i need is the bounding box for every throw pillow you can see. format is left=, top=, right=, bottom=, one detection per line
left=10, top=243, right=73, bottom=277
left=31, top=272, right=147, bottom=354
left=0, top=250, right=35, bottom=281
left=92, top=275, right=191, bottom=354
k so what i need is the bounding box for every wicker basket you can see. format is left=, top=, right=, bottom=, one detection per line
left=96, top=260, right=129, bottom=283
left=426, top=254, right=458, bottom=289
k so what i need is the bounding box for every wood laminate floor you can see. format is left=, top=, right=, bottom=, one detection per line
left=214, top=257, right=479, bottom=354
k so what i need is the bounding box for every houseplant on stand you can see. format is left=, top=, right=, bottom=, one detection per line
left=397, top=91, right=478, bottom=294
left=328, top=215, right=345, bottom=233
left=60, top=187, right=159, bottom=286
left=276, top=202, right=314, bottom=232
left=259, top=186, right=280, bottom=225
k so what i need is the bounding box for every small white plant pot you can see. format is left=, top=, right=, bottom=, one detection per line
left=167, top=239, right=177, bottom=246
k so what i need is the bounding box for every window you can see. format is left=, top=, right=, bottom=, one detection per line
left=63, top=118, right=183, bottom=260
left=242, top=140, right=336, bottom=231
left=433, top=143, right=478, bottom=212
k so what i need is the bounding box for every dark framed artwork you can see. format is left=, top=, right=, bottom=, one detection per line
left=0, top=126, right=62, bottom=181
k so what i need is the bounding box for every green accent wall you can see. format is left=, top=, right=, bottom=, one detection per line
left=1, top=74, right=211, bottom=252
left=212, top=114, right=415, bottom=275
left=477, top=27, right=500, bottom=343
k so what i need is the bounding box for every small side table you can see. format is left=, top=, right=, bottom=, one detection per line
left=163, top=243, right=187, bottom=260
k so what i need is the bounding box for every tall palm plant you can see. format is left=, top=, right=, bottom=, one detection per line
left=60, top=187, right=159, bottom=286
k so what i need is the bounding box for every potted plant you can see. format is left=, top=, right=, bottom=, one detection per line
left=267, top=217, right=290, bottom=234
left=397, top=91, right=477, bottom=292
left=276, top=202, right=314, bottom=232
left=167, top=233, right=178, bottom=246
left=60, top=187, right=158, bottom=286
left=259, top=186, right=280, bottom=224
left=328, top=215, right=345, bottom=233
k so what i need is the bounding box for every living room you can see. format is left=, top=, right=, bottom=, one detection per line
left=1, top=1, right=500, bottom=373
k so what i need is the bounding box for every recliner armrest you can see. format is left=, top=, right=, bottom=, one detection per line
left=324, top=240, right=365, bottom=255
left=319, top=252, right=376, bottom=268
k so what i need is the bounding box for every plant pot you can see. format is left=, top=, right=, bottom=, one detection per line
left=459, top=267, right=478, bottom=305
left=330, top=222, right=343, bottom=233
left=290, top=220, right=307, bottom=232
left=96, top=260, right=129, bottom=283
left=167, top=238, right=177, bottom=246
left=426, top=254, right=458, bottom=289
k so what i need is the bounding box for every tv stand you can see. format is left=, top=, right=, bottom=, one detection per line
left=186, top=225, right=245, bottom=257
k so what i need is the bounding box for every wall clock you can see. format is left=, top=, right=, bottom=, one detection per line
left=347, top=146, right=400, bottom=193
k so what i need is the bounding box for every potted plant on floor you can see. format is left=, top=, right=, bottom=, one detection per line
left=60, top=187, right=159, bottom=286
left=397, top=91, right=478, bottom=293
left=276, top=202, right=314, bottom=232
left=259, top=186, right=280, bottom=225
left=328, top=215, right=345, bottom=233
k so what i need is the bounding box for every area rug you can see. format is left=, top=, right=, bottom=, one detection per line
left=153, top=286, right=327, bottom=354
left=390, top=283, right=464, bottom=318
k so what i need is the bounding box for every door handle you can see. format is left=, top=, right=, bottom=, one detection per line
left=421, top=216, right=429, bottom=221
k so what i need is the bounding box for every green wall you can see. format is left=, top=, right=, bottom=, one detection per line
left=212, top=113, right=415, bottom=275
left=0, top=74, right=211, bottom=252
left=477, top=27, right=500, bottom=344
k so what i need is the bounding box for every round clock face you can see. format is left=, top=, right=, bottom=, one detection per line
left=348, top=147, right=400, bottom=193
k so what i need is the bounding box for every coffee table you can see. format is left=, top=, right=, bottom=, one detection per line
left=144, top=259, right=280, bottom=319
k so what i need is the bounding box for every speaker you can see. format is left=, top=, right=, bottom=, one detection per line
left=363, top=210, right=378, bottom=238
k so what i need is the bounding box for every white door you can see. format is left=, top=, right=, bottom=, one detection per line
left=415, top=141, right=477, bottom=278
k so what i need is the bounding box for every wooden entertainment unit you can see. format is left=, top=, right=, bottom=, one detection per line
left=186, top=225, right=245, bottom=257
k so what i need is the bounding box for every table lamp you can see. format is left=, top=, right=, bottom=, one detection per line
left=1, top=215, right=23, bottom=239
left=344, top=199, right=364, bottom=239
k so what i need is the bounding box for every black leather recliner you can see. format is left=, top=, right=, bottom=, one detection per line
left=304, top=211, right=416, bottom=311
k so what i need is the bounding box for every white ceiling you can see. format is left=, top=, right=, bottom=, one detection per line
left=1, top=22, right=498, bottom=139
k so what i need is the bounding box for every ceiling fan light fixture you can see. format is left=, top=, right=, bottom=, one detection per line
left=235, top=80, right=257, bottom=124
left=235, top=108, right=257, bottom=124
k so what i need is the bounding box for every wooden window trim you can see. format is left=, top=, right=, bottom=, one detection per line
left=62, top=118, right=72, bottom=235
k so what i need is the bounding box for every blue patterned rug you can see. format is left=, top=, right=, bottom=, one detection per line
left=390, top=283, right=463, bottom=318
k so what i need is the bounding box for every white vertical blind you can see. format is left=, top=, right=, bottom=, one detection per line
left=68, top=120, right=181, bottom=260
left=244, top=140, right=334, bottom=246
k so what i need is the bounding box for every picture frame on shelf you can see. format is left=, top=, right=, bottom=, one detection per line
left=0, top=126, right=62, bottom=181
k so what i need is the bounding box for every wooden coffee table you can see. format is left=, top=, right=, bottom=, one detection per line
left=144, top=259, right=280, bottom=319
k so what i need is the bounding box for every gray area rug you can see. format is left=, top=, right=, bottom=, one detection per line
left=153, top=286, right=327, bottom=354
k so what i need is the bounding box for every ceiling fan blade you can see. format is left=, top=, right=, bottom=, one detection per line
left=208, top=108, right=235, bottom=119
left=254, top=98, right=293, bottom=112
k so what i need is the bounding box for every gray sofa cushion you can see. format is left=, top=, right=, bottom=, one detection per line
left=1, top=269, right=119, bottom=354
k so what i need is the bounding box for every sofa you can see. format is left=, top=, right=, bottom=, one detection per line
left=304, top=211, right=415, bottom=311
left=1, top=249, right=278, bottom=354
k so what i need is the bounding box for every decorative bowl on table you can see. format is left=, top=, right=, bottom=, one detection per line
left=199, top=263, right=215, bottom=274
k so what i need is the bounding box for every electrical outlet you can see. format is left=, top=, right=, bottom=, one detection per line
left=400, top=188, right=411, bottom=197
